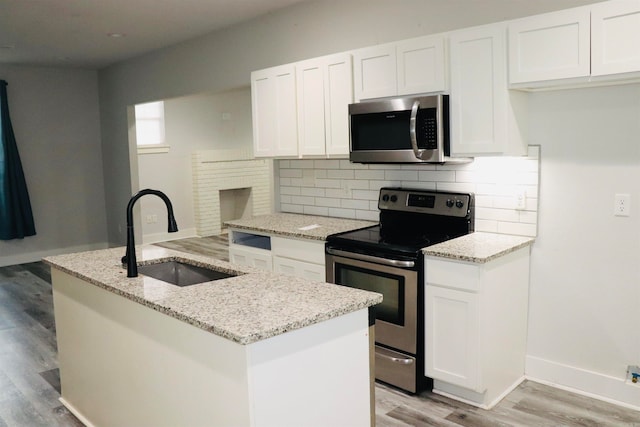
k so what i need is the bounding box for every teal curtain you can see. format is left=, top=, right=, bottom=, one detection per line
left=0, top=80, right=36, bottom=240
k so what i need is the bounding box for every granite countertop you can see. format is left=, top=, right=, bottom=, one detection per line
left=423, top=232, right=535, bottom=263
left=44, top=246, right=382, bottom=345
left=224, top=213, right=376, bottom=240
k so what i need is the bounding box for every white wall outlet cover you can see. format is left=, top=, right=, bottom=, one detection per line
left=614, top=193, right=631, bottom=217
left=515, top=188, right=527, bottom=210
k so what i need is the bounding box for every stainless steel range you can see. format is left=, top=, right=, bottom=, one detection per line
left=325, top=187, right=474, bottom=393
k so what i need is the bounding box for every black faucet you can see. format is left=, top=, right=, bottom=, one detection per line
left=122, top=189, right=178, bottom=277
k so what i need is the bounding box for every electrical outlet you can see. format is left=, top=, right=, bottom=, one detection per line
left=146, top=214, right=158, bottom=224
left=626, top=365, right=640, bottom=385
left=614, top=194, right=631, bottom=217
left=515, top=188, right=527, bottom=210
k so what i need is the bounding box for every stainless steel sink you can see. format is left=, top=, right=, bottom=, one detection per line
left=138, top=260, right=236, bottom=287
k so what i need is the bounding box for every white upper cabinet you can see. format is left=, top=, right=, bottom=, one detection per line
left=449, top=23, right=527, bottom=156
left=508, top=0, right=640, bottom=88
left=396, top=35, right=447, bottom=95
left=591, top=0, right=640, bottom=77
left=353, top=35, right=447, bottom=100
left=353, top=44, right=397, bottom=100
left=296, top=53, right=353, bottom=157
left=251, top=64, right=298, bottom=157
left=508, top=8, right=591, bottom=85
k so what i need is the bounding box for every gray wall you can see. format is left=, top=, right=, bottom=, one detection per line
left=0, top=65, right=107, bottom=266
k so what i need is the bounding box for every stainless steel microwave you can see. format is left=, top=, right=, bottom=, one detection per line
left=349, top=94, right=465, bottom=164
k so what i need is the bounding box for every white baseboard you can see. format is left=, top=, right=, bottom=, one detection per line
left=526, top=355, right=640, bottom=411
left=0, top=243, right=109, bottom=267
left=59, top=397, right=96, bottom=427
left=141, top=228, right=198, bottom=245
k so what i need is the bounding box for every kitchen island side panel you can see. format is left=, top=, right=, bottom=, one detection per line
left=52, top=268, right=252, bottom=427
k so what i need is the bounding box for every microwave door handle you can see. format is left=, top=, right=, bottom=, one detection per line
left=409, top=100, right=425, bottom=160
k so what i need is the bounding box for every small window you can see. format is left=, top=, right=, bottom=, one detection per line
left=135, top=101, right=169, bottom=154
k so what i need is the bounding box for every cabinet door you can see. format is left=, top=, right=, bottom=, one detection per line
left=273, top=256, right=325, bottom=282
left=591, top=0, right=640, bottom=76
left=425, top=285, right=480, bottom=391
left=251, top=64, right=298, bottom=157
left=296, top=59, right=327, bottom=156
left=508, top=8, right=590, bottom=85
left=397, top=35, right=447, bottom=95
left=449, top=24, right=509, bottom=156
left=296, top=53, right=353, bottom=157
left=353, top=44, right=397, bottom=101
left=229, top=246, right=273, bottom=271
left=324, top=54, right=353, bottom=156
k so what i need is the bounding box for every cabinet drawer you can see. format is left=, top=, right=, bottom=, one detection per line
left=272, top=236, right=325, bottom=265
left=425, top=257, right=480, bottom=292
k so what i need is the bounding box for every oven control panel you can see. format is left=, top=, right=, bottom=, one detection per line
left=378, top=188, right=472, bottom=217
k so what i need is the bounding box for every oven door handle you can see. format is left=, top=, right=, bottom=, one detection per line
left=326, top=248, right=415, bottom=268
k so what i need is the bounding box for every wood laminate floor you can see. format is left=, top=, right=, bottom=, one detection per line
left=0, top=235, right=639, bottom=426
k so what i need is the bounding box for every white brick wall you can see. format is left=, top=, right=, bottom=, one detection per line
left=193, top=150, right=272, bottom=236
left=277, top=146, right=540, bottom=237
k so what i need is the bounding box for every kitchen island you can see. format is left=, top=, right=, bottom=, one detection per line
left=45, top=246, right=382, bottom=427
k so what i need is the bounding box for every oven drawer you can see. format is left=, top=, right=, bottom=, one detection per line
left=375, top=345, right=417, bottom=393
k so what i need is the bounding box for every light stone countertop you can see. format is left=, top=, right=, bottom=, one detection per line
left=224, top=213, right=376, bottom=240
left=423, top=232, right=535, bottom=263
left=44, top=246, right=382, bottom=345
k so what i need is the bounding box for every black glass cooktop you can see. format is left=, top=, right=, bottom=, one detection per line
left=326, top=224, right=455, bottom=259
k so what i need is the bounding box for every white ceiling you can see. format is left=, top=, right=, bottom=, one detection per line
left=0, top=0, right=312, bottom=69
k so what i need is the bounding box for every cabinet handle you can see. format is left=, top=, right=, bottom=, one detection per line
left=376, top=351, right=414, bottom=365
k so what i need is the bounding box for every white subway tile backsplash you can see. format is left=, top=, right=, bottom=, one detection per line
left=315, top=197, right=342, bottom=208
left=303, top=205, right=329, bottom=216
left=355, top=169, right=385, bottom=180
left=314, top=178, right=342, bottom=189
left=281, top=203, right=304, bottom=213
left=290, top=160, right=315, bottom=169
left=280, top=186, right=301, bottom=196
left=341, top=199, right=371, bottom=210
left=327, top=169, right=355, bottom=179
left=497, top=221, right=537, bottom=236
left=291, top=195, right=315, bottom=205
left=356, top=210, right=379, bottom=221
left=300, top=187, right=326, bottom=197
left=418, top=170, right=455, bottom=182
left=352, top=189, right=379, bottom=200
left=280, top=168, right=303, bottom=178
left=475, top=219, right=498, bottom=233
left=435, top=182, right=477, bottom=193
left=314, top=159, right=341, bottom=169
left=385, top=170, right=418, bottom=181
left=369, top=180, right=401, bottom=190
left=328, top=207, right=356, bottom=218
left=276, top=147, right=540, bottom=237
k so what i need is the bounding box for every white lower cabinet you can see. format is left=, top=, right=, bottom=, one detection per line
left=425, top=285, right=480, bottom=390
left=273, top=256, right=325, bottom=282
left=228, top=229, right=326, bottom=281
left=272, top=236, right=326, bottom=282
left=424, top=246, right=530, bottom=409
left=229, top=246, right=273, bottom=271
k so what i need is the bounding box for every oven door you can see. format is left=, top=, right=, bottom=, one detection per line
left=325, top=250, right=417, bottom=354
